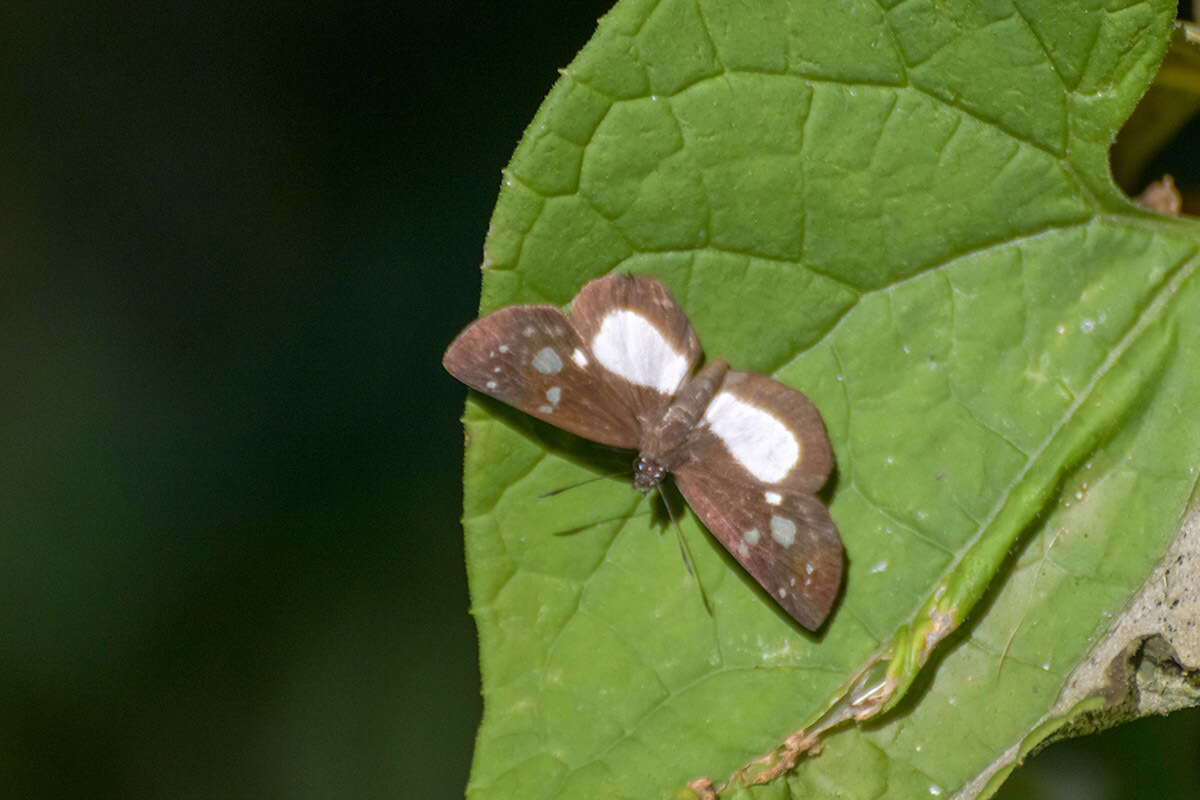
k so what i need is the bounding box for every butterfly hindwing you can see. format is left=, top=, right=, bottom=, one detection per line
left=683, top=370, right=833, bottom=495
left=673, top=466, right=842, bottom=630
left=442, top=305, right=640, bottom=449
left=569, top=274, right=703, bottom=424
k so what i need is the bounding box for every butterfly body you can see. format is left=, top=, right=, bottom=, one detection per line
left=444, top=274, right=842, bottom=630
left=632, top=358, right=729, bottom=492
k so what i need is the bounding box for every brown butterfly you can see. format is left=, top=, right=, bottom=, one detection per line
left=443, top=274, right=842, bottom=629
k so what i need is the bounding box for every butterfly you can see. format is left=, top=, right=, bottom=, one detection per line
left=443, top=273, right=842, bottom=630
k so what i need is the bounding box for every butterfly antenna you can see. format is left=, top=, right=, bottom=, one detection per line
left=658, top=488, right=713, bottom=616
left=538, top=471, right=627, bottom=499
left=553, top=503, right=651, bottom=536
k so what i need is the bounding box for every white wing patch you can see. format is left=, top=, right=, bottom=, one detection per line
left=702, top=392, right=800, bottom=483
left=770, top=515, right=797, bottom=547
left=590, top=309, right=689, bottom=395
left=531, top=347, right=563, bottom=374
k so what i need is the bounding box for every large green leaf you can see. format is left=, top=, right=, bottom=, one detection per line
left=457, top=1, right=1200, bottom=798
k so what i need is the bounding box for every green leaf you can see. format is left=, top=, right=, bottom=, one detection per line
left=457, top=1, right=1200, bottom=798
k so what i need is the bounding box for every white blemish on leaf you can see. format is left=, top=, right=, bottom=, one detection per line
left=871, top=561, right=889, bottom=574
left=770, top=515, right=796, bottom=547
left=764, top=491, right=782, bottom=505
left=760, top=641, right=793, bottom=662
left=532, top=347, right=563, bottom=374
left=702, top=392, right=799, bottom=483
left=571, top=348, right=588, bottom=367
left=590, top=309, right=688, bottom=394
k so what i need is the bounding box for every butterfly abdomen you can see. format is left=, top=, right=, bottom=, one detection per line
left=638, top=359, right=730, bottom=466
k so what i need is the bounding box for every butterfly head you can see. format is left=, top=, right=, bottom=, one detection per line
left=632, top=456, right=667, bottom=493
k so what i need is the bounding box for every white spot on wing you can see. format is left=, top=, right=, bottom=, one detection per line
left=764, top=491, right=782, bottom=505
left=737, top=543, right=749, bottom=558
left=532, top=347, right=563, bottom=374
left=498, top=345, right=509, bottom=353
left=486, top=380, right=497, bottom=390
left=571, top=348, right=588, bottom=367
left=546, top=387, right=561, bottom=406
left=590, top=309, right=688, bottom=394
left=703, top=393, right=800, bottom=483
left=770, top=515, right=796, bottom=547
left=743, top=528, right=760, bottom=546
left=538, top=404, right=553, bottom=413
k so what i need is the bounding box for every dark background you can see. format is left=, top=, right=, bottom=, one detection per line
left=1, top=2, right=1195, bottom=799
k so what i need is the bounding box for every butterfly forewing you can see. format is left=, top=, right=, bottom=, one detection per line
left=442, top=305, right=640, bottom=449
left=569, top=274, right=702, bottom=425
left=673, top=467, right=842, bottom=630
left=684, top=370, right=833, bottom=494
